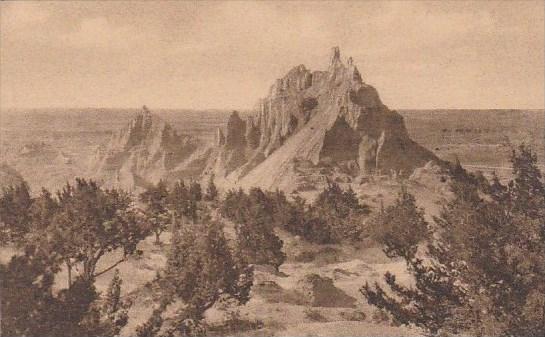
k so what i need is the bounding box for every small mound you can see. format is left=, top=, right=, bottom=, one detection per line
left=296, top=273, right=357, bottom=308
left=252, top=280, right=306, bottom=306
left=293, top=247, right=343, bottom=266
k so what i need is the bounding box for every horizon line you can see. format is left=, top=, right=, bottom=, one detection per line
left=1, top=106, right=544, bottom=112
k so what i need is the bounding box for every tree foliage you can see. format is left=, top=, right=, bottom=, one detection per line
left=310, top=183, right=370, bottom=243
left=204, top=175, right=219, bottom=202
left=0, top=182, right=32, bottom=244
left=49, top=178, right=150, bottom=284
left=362, top=145, right=545, bottom=336
left=140, top=180, right=170, bottom=244
left=267, top=183, right=370, bottom=244
left=370, top=186, right=430, bottom=259
left=137, top=218, right=253, bottom=336
left=220, top=188, right=285, bottom=268
left=0, top=246, right=130, bottom=337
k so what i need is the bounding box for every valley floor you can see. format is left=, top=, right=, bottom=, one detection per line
left=0, top=175, right=446, bottom=336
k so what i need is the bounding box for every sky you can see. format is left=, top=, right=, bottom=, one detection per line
left=1, top=1, right=544, bottom=110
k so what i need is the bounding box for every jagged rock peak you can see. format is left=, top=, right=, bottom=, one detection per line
left=205, top=46, right=440, bottom=192
left=215, top=128, right=225, bottom=146
left=89, top=105, right=205, bottom=192
left=330, top=46, right=341, bottom=66
left=225, top=111, right=246, bottom=149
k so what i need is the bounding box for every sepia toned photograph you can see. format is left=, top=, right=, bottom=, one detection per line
left=0, top=1, right=544, bottom=336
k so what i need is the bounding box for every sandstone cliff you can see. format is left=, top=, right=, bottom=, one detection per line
left=89, top=106, right=209, bottom=192
left=207, top=47, right=439, bottom=191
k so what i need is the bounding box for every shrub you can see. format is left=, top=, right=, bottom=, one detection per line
left=340, top=310, right=367, bottom=322
left=304, top=308, right=328, bottom=322
left=370, top=186, right=430, bottom=259
left=371, top=309, right=391, bottom=324
left=221, top=188, right=286, bottom=269
left=0, top=182, right=33, bottom=245
left=305, top=183, right=370, bottom=243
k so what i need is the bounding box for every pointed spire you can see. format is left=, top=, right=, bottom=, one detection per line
left=330, top=46, right=341, bottom=66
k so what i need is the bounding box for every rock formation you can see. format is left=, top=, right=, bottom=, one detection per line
left=206, top=47, right=439, bottom=191
left=91, top=48, right=440, bottom=193
left=89, top=106, right=209, bottom=192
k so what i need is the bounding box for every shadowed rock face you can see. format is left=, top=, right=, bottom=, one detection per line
left=208, top=47, right=439, bottom=191
left=89, top=106, right=208, bottom=192
left=320, top=115, right=360, bottom=163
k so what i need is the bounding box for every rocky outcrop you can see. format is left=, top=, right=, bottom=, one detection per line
left=206, top=47, right=439, bottom=191
left=89, top=106, right=208, bottom=192
left=296, top=273, right=357, bottom=308
left=94, top=49, right=440, bottom=193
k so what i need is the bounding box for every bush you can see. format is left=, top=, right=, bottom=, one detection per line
left=304, top=308, right=328, bottom=322
left=370, top=186, right=430, bottom=259
left=221, top=188, right=286, bottom=269
left=0, top=182, right=33, bottom=245
left=371, top=309, right=391, bottom=324
left=340, top=310, right=367, bottom=322
left=302, top=183, right=370, bottom=243
left=271, top=183, right=370, bottom=244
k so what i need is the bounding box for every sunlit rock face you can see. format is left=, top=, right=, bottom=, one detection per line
left=89, top=106, right=208, bottom=192
left=207, top=47, right=439, bottom=191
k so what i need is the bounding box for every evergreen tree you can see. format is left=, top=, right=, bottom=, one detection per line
left=29, top=188, right=59, bottom=231
left=204, top=175, right=219, bottom=202
left=509, top=144, right=545, bottom=218
left=189, top=180, right=202, bottom=202
left=140, top=180, right=170, bottom=244
left=0, top=182, right=33, bottom=244
left=0, top=246, right=60, bottom=336
left=135, top=309, right=164, bottom=337
left=1, top=245, right=131, bottom=337
left=234, top=188, right=286, bottom=269
left=169, top=180, right=199, bottom=223
left=220, top=188, right=249, bottom=223
left=362, top=147, right=545, bottom=336
left=140, top=219, right=253, bottom=336
left=49, top=178, right=150, bottom=285
left=80, top=269, right=131, bottom=336
left=220, top=187, right=285, bottom=269
left=370, top=187, right=430, bottom=259
left=312, top=182, right=370, bottom=243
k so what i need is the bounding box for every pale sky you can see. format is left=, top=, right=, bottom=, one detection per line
left=1, top=1, right=544, bottom=110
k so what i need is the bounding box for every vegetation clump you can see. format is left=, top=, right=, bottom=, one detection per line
left=362, top=145, right=545, bottom=337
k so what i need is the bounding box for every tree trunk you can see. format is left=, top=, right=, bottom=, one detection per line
left=542, top=291, right=545, bottom=335
left=66, top=260, right=72, bottom=288
left=83, top=258, right=95, bottom=283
